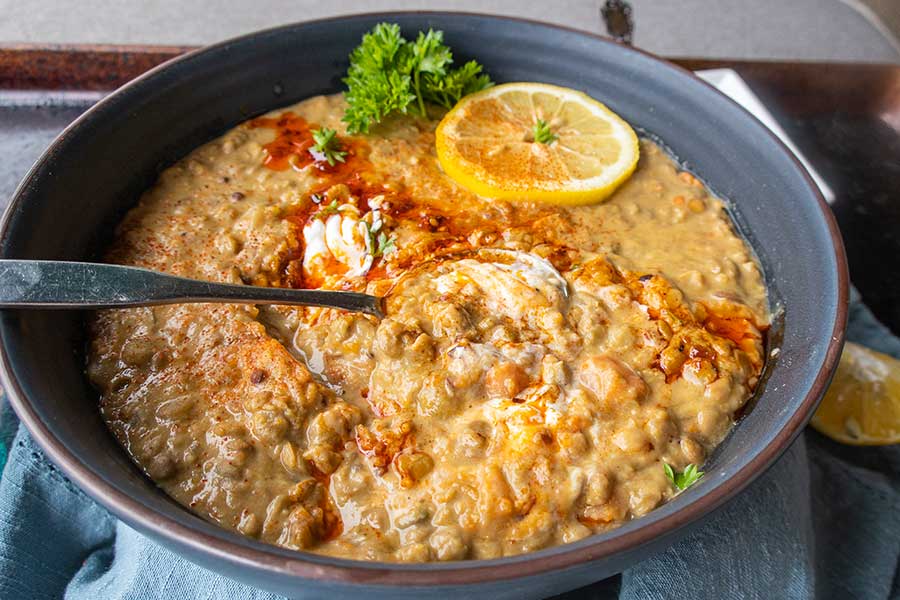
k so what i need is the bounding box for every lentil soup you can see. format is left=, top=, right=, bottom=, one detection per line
left=87, top=94, right=768, bottom=562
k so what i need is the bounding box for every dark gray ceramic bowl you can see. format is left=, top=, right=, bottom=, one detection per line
left=0, top=12, right=847, bottom=599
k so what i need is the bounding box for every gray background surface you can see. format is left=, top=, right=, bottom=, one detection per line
left=1, top=0, right=899, bottom=62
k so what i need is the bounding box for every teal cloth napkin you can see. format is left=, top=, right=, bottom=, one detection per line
left=0, top=287, right=897, bottom=599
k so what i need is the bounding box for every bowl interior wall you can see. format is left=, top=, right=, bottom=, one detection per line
left=0, top=13, right=841, bottom=580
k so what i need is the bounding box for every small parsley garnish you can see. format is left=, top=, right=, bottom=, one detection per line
left=310, top=128, right=348, bottom=166
left=313, top=199, right=340, bottom=220
left=664, top=463, right=703, bottom=491
left=362, top=213, right=396, bottom=258
left=342, top=23, right=493, bottom=134
left=374, top=231, right=396, bottom=257
left=532, top=118, right=558, bottom=145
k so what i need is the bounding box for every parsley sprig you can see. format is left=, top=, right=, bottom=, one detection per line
left=313, top=199, right=340, bottom=220
left=310, top=128, right=348, bottom=166
left=533, top=118, right=558, bottom=145
left=664, top=463, right=704, bottom=491
left=374, top=231, right=396, bottom=257
left=363, top=212, right=396, bottom=258
left=342, top=23, right=493, bottom=134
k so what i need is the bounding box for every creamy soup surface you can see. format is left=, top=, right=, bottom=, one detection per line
left=88, top=94, right=768, bottom=562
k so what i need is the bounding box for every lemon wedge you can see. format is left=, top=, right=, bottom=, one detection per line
left=435, top=82, right=639, bottom=205
left=811, top=341, right=900, bottom=445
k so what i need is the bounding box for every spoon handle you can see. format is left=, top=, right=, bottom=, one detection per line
left=0, top=260, right=383, bottom=317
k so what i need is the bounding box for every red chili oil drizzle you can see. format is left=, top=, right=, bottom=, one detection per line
left=248, top=112, right=316, bottom=171
left=354, top=422, right=413, bottom=475
left=702, top=308, right=764, bottom=347
left=251, top=113, right=542, bottom=290
left=248, top=111, right=367, bottom=177
left=246, top=112, right=383, bottom=289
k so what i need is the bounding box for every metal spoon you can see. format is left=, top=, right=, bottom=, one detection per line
left=0, top=260, right=383, bottom=317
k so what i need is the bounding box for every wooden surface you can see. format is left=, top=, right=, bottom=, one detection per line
left=0, top=44, right=189, bottom=91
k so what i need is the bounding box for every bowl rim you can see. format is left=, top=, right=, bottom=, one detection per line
left=0, top=10, right=848, bottom=587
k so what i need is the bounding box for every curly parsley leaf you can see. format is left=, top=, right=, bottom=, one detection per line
left=408, top=29, right=453, bottom=115
left=422, top=60, right=493, bottom=110
left=310, top=128, right=347, bottom=166
left=342, top=23, right=493, bottom=134
left=664, top=463, right=704, bottom=491
left=342, top=24, right=416, bottom=135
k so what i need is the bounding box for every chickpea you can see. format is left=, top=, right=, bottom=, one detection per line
left=394, top=451, right=435, bottom=487
left=372, top=318, right=406, bottom=359
left=680, top=436, right=707, bottom=464
left=560, top=521, right=592, bottom=544
left=417, top=374, right=456, bottom=417
left=287, top=479, right=318, bottom=503
left=471, top=538, right=502, bottom=559
left=541, top=355, right=569, bottom=386
left=429, top=302, right=474, bottom=338
left=306, top=403, right=360, bottom=447
left=696, top=407, right=728, bottom=439
left=585, top=471, right=613, bottom=505
left=237, top=510, right=261, bottom=537
left=396, top=542, right=431, bottom=562
left=406, top=333, right=435, bottom=364
left=251, top=410, right=289, bottom=444
left=558, top=429, right=589, bottom=460
left=645, top=409, right=675, bottom=447
left=429, top=526, right=468, bottom=561
left=659, top=342, right=687, bottom=377
left=484, top=361, right=529, bottom=399
left=302, top=444, right=342, bottom=475
left=577, top=355, right=647, bottom=409
left=612, top=427, right=650, bottom=453
left=626, top=483, right=662, bottom=517
left=282, top=505, right=318, bottom=549
left=683, top=358, right=718, bottom=385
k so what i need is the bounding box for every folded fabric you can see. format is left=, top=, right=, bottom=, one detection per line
left=0, top=287, right=897, bottom=600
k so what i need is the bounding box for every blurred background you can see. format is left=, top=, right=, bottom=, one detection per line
left=1, top=0, right=898, bottom=62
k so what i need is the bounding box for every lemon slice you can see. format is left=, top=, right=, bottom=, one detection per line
left=811, top=341, right=900, bottom=445
left=435, top=82, right=639, bottom=205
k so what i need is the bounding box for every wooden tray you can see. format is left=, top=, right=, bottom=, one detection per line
left=2, top=44, right=899, bottom=333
